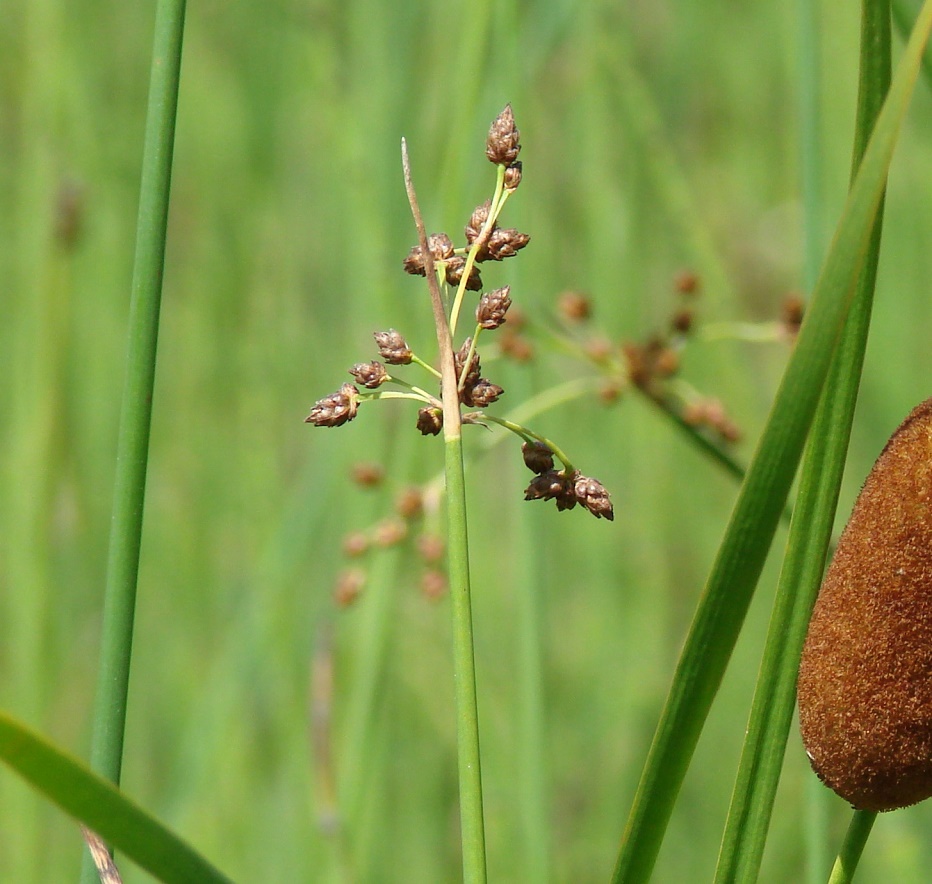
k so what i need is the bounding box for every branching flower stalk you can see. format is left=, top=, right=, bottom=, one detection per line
left=305, top=107, right=614, bottom=881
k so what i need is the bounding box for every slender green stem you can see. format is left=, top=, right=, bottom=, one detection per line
left=473, top=413, right=576, bottom=472
left=379, top=377, right=441, bottom=406
left=403, top=140, right=487, bottom=883
left=444, top=434, right=487, bottom=883
left=457, top=325, right=485, bottom=395
left=892, top=0, right=932, bottom=86
left=367, top=390, right=435, bottom=405
left=82, top=0, right=186, bottom=878
left=449, top=165, right=507, bottom=336
left=411, top=353, right=442, bottom=379
left=827, top=812, right=877, bottom=884
left=799, top=5, right=833, bottom=877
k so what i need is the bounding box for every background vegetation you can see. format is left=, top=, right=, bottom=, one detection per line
left=2, top=0, right=932, bottom=880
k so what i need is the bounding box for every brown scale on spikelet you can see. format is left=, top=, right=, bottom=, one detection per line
left=798, top=398, right=932, bottom=812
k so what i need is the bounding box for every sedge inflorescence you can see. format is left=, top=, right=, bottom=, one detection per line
left=305, top=105, right=614, bottom=527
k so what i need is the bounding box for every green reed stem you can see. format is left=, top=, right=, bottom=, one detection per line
left=827, top=811, right=877, bottom=884
left=445, top=434, right=487, bottom=883
left=403, top=140, right=487, bottom=883
left=81, top=0, right=186, bottom=878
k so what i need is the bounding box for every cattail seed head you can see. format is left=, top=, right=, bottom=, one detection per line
left=798, top=399, right=932, bottom=811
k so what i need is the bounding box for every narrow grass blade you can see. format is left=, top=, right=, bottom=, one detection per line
left=713, top=2, right=891, bottom=881
left=86, top=0, right=186, bottom=782
left=83, top=0, right=186, bottom=878
left=893, top=0, right=932, bottom=85
left=0, top=712, right=232, bottom=883
left=611, top=3, right=932, bottom=880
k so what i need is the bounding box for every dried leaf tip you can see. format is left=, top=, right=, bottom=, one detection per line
left=486, top=104, right=521, bottom=166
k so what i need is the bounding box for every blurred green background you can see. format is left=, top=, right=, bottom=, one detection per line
left=3, top=0, right=932, bottom=880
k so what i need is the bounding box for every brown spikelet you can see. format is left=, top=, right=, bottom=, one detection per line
left=798, top=398, right=932, bottom=812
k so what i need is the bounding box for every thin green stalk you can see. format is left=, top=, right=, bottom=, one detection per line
left=403, top=141, right=487, bottom=883
left=713, top=2, right=891, bottom=881
left=611, top=4, right=932, bottom=878
left=827, top=812, right=877, bottom=884
left=445, top=435, right=487, bottom=883
left=82, top=0, right=186, bottom=878
left=893, top=0, right=932, bottom=84
left=797, top=3, right=833, bottom=876
left=511, top=360, right=550, bottom=883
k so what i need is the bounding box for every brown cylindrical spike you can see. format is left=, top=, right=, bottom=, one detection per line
left=798, top=398, right=932, bottom=812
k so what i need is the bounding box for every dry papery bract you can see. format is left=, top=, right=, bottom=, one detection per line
left=798, top=398, right=932, bottom=811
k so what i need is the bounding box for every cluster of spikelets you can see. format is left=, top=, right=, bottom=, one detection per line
left=305, top=106, right=613, bottom=522
left=549, top=273, right=807, bottom=451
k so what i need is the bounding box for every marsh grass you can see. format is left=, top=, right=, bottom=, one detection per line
left=4, top=0, right=932, bottom=881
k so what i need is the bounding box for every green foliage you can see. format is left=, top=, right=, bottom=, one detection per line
left=0, top=712, right=231, bottom=882
left=4, top=0, right=932, bottom=881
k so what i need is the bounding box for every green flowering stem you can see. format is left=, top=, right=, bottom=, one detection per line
left=381, top=378, right=441, bottom=406
left=410, top=353, right=442, bottom=379
left=457, top=326, right=485, bottom=395
left=449, top=164, right=508, bottom=336
left=365, top=390, right=436, bottom=406
left=472, top=413, right=577, bottom=473
left=827, top=811, right=877, bottom=884
left=403, top=139, right=487, bottom=883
